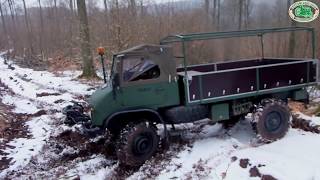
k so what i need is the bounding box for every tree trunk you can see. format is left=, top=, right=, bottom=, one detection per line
left=0, top=1, right=8, bottom=46
left=22, top=0, right=34, bottom=60
left=204, top=0, right=209, bottom=22
left=7, top=0, right=17, bottom=56
left=288, top=0, right=296, bottom=57
left=212, top=0, right=217, bottom=29
left=77, top=0, right=97, bottom=78
left=69, top=0, right=74, bottom=61
left=38, top=0, right=45, bottom=61
left=130, top=0, right=137, bottom=17
left=238, top=0, right=243, bottom=30
left=217, top=0, right=220, bottom=31
left=104, top=0, right=109, bottom=45
left=54, top=0, right=60, bottom=48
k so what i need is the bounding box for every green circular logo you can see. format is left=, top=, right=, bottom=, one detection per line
left=289, top=1, right=319, bottom=22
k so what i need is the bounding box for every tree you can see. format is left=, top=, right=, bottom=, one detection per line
left=76, top=0, right=97, bottom=78
left=216, top=0, right=220, bottom=30
left=7, top=0, right=17, bottom=56
left=0, top=0, right=8, bottom=46
left=38, top=0, right=45, bottom=60
left=69, top=0, right=74, bottom=60
left=129, top=0, right=137, bottom=17
left=103, top=0, right=109, bottom=45
left=204, top=0, right=209, bottom=22
left=238, top=0, right=243, bottom=30
left=288, top=0, right=297, bottom=57
left=22, top=0, right=34, bottom=60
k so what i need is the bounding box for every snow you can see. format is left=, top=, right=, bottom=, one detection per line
left=224, top=129, right=320, bottom=180
left=0, top=54, right=96, bottom=178
left=64, top=155, right=115, bottom=179
left=0, top=116, right=52, bottom=177
left=2, top=95, right=40, bottom=114
left=157, top=121, right=320, bottom=180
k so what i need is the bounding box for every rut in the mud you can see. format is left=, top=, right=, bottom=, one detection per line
left=291, top=114, right=320, bottom=133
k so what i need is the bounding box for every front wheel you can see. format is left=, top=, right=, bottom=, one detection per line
left=116, top=122, right=159, bottom=166
left=252, top=99, right=291, bottom=142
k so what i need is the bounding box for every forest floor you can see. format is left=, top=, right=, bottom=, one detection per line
left=1, top=54, right=320, bottom=180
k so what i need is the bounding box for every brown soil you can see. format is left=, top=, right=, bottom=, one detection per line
left=291, top=114, right=320, bottom=134
left=0, top=109, right=32, bottom=171
left=55, top=130, right=113, bottom=162
left=36, top=92, right=61, bottom=97
left=231, top=156, right=238, bottom=162
left=288, top=101, right=317, bottom=116
left=262, top=175, right=278, bottom=180
left=54, top=99, right=65, bottom=104
left=249, top=166, right=261, bottom=177
left=239, top=158, right=249, bottom=168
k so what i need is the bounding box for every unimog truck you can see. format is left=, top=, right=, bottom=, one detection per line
left=63, top=27, right=319, bottom=166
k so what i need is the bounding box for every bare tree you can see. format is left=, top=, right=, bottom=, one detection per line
left=7, top=0, right=17, bottom=55
left=204, top=0, right=209, bottom=23
left=38, top=0, right=45, bottom=60
left=0, top=1, right=8, bottom=46
left=238, top=0, right=243, bottom=30
left=0, top=0, right=317, bottom=71
left=77, top=0, right=97, bottom=78
left=217, top=0, right=220, bottom=30
left=69, top=0, right=74, bottom=60
left=288, top=0, right=297, bottom=57
left=244, top=0, right=251, bottom=29
left=104, top=0, right=109, bottom=45
left=129, top=0, right=137, bottom=17
left=22, top=0, right=34, bottom=59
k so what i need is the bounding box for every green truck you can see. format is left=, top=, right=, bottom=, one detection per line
left=63, top=27, right=319, bottom=166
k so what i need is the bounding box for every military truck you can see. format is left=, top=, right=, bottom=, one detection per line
left=63, top=27, right=319, bottom=166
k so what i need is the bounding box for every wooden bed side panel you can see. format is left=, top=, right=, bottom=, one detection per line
left=259, top=63, right=308, bottom=90
left=188, top=69, right=257, bottom=101
left=186, top=60, right=315, bottom=103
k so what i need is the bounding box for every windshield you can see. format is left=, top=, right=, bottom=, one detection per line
left=122, top=56, right=160, bottom=82
left=106, top=56, right=120, bottom=87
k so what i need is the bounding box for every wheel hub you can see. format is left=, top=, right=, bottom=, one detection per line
left=265, top=111, right=282, bottom=132
left=133, top=135, right=152, bottom=155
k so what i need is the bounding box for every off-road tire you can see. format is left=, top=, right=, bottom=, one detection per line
left=116, top=122, right=159, bottom=166
left=252, top=99, right=291, bottom=142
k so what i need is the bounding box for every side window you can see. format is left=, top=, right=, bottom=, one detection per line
left=122, top=57, right=160, bottom=82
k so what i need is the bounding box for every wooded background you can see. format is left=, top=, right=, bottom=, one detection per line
left=0, top=0, right=319, bottom=75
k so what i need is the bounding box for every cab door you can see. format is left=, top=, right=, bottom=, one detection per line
left=119, top=55, right=180, bottom=109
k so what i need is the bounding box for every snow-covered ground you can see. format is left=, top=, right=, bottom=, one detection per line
left=1, top=54, right=320, bottom=179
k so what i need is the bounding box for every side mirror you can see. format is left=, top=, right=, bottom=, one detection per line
left=112, top=73, right=120, bottom=89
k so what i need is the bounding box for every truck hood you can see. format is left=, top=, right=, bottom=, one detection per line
left=89, top=85, right=112, bottom=109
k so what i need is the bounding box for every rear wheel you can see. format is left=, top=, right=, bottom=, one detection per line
left=116, top=122, right=159, bottom=166
left=252, top=99, right=291, bottom=142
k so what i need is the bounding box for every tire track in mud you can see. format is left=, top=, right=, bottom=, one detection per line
left=291, top=114, right=320, bottom=133
left=0, top=65, right=93, bottom=178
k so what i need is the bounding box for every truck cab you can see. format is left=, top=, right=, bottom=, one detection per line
left=89, top=44, right=180, bottom=127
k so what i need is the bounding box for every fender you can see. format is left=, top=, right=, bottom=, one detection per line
left=104, top=108, right=168, bottom=137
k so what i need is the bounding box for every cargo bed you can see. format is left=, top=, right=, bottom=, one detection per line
left=177, top=58, right=318, bottom=104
